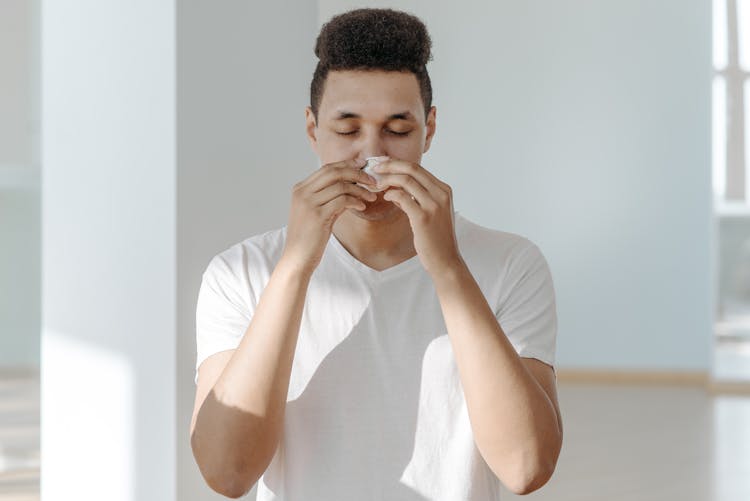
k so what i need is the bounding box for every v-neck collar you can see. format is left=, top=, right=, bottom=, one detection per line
left=328, top=210, right=467, bottom=282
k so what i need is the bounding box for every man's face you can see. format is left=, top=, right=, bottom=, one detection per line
left=305, top=69, right=436, bottom=221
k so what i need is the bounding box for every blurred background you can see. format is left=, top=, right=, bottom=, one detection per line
left=1, top=0, right=748, bottom=500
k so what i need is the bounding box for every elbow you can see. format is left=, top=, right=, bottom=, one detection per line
left=208, top=481, right=252, bottom=499
left=207, top=476, right=254, bottom=499
left=492, top=445, right=560, bottom=496
left=198, top=458, right=259, bottom=499
left=191, top=433, right=259, bottom=498
left=206, top=468, right=256, bottom=499
left=505, top=459, right=555, bottom=495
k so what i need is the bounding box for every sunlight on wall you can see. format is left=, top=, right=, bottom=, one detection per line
left=714, top=0, right=750, bottom=204
left=746, top=80, right=750, bottom=191
left=40, top=329, right=135, bottom=501
left=714, top=75, right=728, bottom=200
left=739, top=0, right=750, bottom=69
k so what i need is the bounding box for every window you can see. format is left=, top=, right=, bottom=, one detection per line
left=713, top=0, right=750, bottom=208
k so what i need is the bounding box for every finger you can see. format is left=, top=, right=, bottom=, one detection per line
left=295, top=158, right=365, bottom=190
left=374, top=159, right=449, bottom=202
left=383, top=188, right=420, bottom=216
left=388, top=159, right=449, bottom=192
left=324, top=193, right=368, bottom=217
left=378, top=173, right=436, bottom=210
left=307, top=160, right=376, bottom=194
left=311, top=179, right=378, bottom=207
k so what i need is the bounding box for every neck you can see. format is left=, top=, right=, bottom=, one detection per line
left=332, top=209, right=416, bottom=270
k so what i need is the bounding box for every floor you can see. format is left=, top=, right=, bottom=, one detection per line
left=0, top=372, right=38, bottom=501
left=1, top=374, right=749, bottom=500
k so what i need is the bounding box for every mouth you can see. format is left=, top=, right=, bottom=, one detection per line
left=361, top=195, right=381, bottom=208
left=365, top=190, right=397, bottom=208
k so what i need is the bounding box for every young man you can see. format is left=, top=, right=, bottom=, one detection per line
left=190, top=8, right=562, bottom=500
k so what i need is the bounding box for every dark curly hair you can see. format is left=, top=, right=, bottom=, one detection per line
left=310, top=8, right=433, bottom=123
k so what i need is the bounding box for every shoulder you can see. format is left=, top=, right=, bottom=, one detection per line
left=455, top=212, right=542, bottom=269
left=203, top=225, right=288, bottom=282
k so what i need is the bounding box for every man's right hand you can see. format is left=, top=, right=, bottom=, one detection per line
left=281, top=158, right=378, bottom=274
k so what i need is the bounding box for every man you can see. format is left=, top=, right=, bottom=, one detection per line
left=190, top=8, right=562, bottom=500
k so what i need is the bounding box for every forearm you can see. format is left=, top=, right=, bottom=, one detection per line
left=192, top=256, right=312, bottom=493
left=431, top=258, right=561, bottom=489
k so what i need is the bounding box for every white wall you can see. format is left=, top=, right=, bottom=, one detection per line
left=319, top=0, right=713, bottom=372
left=41, top=1, right=175, bottom=499
left=0, top=0, right=40, bottom=369
left=0, top=0, right=33, bottom=165
left=176, top=2, right=318, bottom=499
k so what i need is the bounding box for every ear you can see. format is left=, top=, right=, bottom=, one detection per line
left=423, top=106, right=436, bottom=154
left=305, top=106, right=319, bottom=155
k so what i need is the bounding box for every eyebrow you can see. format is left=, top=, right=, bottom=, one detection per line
left=333, top=110, right=416, bottom=121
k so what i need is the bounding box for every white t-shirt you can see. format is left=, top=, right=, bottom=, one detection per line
left=195, top=210, right=558, bottom=500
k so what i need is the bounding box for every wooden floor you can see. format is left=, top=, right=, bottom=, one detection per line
left=1, top=374, right=749, bottom=500
left=0, top=372, right=39, bottom=501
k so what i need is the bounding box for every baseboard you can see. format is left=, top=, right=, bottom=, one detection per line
left=3, top=365, right=750, bottom=394
left=706, top=380, right=750, bottom=395
left=556, top=368, right=750, bottom=394
left=0, top=366, right=40, bottom=379
left=556, top=369, right=709, bottom=386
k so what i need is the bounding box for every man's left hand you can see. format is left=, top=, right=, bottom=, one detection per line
left=375, top=159, right=463, bottom=275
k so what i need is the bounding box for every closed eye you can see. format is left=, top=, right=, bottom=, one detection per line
left=336, top=130, right=412, bottom=136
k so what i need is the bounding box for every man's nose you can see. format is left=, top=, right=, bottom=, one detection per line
left=357, top=129, right=387, bottom=162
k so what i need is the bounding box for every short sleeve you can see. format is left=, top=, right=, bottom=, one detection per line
left=495, top=241, right=558, bottom=369
left=194, top=254, right=254, bottom=385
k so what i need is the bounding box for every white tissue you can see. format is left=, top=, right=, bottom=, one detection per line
left=358, top=156, right=390, bottom=192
